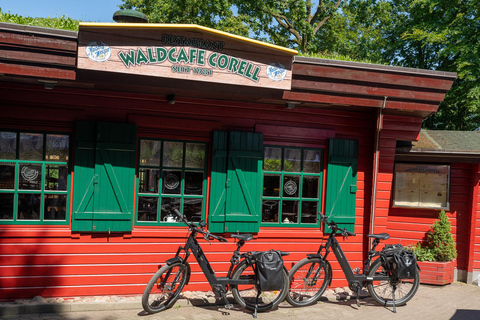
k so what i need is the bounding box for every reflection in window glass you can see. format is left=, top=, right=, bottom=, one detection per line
left=185, top=143, right=205, bottom=169
left=301, top=201, right=317, bottom=224
left=45, top=165, right=68, bottom=191
left=140, top=140, right=161, bottom=166
left=184, top=198, right=202, bottom=222
left=19, top=164, right=42, bottom=190
left=46, top=135, right=69, bottom=162
left=282, top=200, right=298, bottom=223
left=163, top=141, right=183, bottom=167
left=161, top=197, right=180, bottom=222
left=17, top=193, right=41, bottom=220
left=284, top=148, right=301, bottom=172
left=44, top=194, right=66, bottom=220
left=139, top=169, right=160, bottom=193
left=302, top=176, right=319, bottom=198
left=184, top=171, right=203, bottom=195
left=262, top=200, right=279, bottom=222
left=264, top=147, right=281, bottom=171
left=162, top=170, right=182, bottom=194
left=0, top=163, right=15, bottom=189
left=303, top=150, right=321, bottom=173
left=0, top=193, right=14, bottom=220
left=19, top=133, right=43, bottom=161
left=0, top=132, right=17, bottom=160
left=137, top=197, right=158, bottom=222
left=263, top=174, right=280, bottom=197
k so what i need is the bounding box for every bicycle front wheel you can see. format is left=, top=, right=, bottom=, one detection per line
left=367, top=258, right=419, bottom=307
left=142, top=262, right=189, bottom=314
left=231, top=260, right=289, bottom=312
left=286, top=257, right=331, bottom=307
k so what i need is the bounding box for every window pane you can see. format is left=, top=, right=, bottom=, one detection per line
left=0, top=193, right=14, bottom=220
left=139, top=169, right=160, bottom=193
left=44, top=194, right=66, bottom=220
left=262, top=200, right=279, bottom=222
left=264, top=147, right=281, bottom=171
left=183, top=198, right=202, bottom=222
left=19, top=164, right=42, bottom=190
left=302, top=176, right=319, bottom=198
left=140, top=140, right=161, bottom=166
left=263, top=174, right=280, bottom=197
left=0, top=163, right=15, bottom=189
left=303, top=150, right=321, bottom=173
left=45, top=165, right=68, bottom=191
left=185, top=143, right=205, bottom=169
left=46, top=134, right=69, bottom=162
left=163, top=141, right=183, bottom=167
left=18, top=193, right=41, bottom=220
left=283, top=175, right=300, bottom=198
left=0, top=132, right=17, bottom=160
left=19, top=133, right=43, bottom=161
left=137, top=197, right=158, bottom=222
left=160, top=197, right=180, bottom=222
left=284, top=148, right=301, bottom=172
left=162, top=170, right=182, bottom=194
left=282, top=200, right=298, bottom=223
left=301, top=201, right=318, bottom=224
left=184, top=171, right=203, bottom=195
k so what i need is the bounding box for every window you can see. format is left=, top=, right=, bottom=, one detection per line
left=136, top=139, right=207, bottom=224
left=0, top=131, right=70, bottom=224
left=261, top=146, right=323, bottom=226
left=393, top=163, right=450, bottom=209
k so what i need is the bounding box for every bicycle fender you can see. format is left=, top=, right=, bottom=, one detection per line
left=306, top=254, right=323, bottom=260
left=166, top=257, right=192, bottom=285
left=166, top=256, right=184, bottom=265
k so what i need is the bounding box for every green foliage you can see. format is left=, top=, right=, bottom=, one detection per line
left=0, top=8, right=80, bottom=31
left=410, top=211, right=457, bottom=262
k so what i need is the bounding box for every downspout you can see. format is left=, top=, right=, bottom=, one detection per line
left=370, top=96, right=387, bottom=241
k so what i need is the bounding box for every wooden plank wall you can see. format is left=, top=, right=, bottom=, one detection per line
left=0, top=83, right=380, bottom=299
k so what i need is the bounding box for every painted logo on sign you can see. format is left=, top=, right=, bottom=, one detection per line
left=284, top=180, right=297, bottom=196
left=266, top=62, right=287, bottom=81
left=164, top=173, right=180, bottom=190
left=85, top=41, right=112, bottom=62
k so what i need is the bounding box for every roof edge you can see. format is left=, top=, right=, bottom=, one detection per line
left=79, top=22, right=298, bottom=55
left=0, top=22, right=77, bottom=38
left=294, top=56, right=457, bottom=79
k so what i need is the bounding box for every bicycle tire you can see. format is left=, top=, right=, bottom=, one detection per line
left=286, top=257, right=331, bottom=307
left=367, top=258, right=420, bottom=307
left=142, top=262, right=190, bottom=314
left=231, top=259, right=289, bottom=312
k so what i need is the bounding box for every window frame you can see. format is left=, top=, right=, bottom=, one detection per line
left=0, top=131, right=71, bottom=225
left=392, top=162, right=450, bottom=210
left=261, top=145, right=324, bottom=228
left=135, top=138, right=208, bottom=226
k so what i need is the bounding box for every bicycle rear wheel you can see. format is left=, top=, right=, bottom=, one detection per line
left=367, top=258, right=419, bottom=307
left=231, top=260, right=289, bottom=312
left=286, top=257, right=331, bottom=307
left=142, top=262, right=189, bottom=314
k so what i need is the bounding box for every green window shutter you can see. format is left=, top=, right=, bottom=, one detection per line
left=325, top=139, right=358, bottom=233
left=72, top=122, right=136, bottom=232
left=208, top=131, right=263, bottom=233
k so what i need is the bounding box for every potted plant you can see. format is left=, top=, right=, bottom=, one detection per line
left=410, top=210, right=457, bottom=285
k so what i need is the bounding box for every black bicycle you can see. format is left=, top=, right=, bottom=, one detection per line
left=142, top=208, right=289, bottom=316
left=287, top=213, right=419, bottom=311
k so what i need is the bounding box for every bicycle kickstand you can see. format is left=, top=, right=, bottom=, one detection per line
left=392, top=284, right=397, bottom=314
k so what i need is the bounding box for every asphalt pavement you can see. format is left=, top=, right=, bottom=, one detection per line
left=1, top=282, right=480, bottom=320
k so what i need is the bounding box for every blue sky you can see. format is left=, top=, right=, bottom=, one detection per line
left=0, top=0, right=124, bottom=22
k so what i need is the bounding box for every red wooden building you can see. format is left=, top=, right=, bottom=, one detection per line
left=1, top=21, right=473, bottom=301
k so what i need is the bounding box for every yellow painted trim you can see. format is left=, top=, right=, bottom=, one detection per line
left=79, top=22, right=298, bottom=55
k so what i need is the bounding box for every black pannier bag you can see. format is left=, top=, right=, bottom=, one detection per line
left=382, top=244, right=417, bottom=279
left=252, top=250, right=284, bottom=291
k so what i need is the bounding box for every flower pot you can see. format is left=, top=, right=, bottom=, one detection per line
left=417, top=260, right=455, bottom=285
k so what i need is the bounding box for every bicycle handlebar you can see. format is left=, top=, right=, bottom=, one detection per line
left=172, top=208, right=228, bottom=243
left=318, top=212, right=356, bottom=237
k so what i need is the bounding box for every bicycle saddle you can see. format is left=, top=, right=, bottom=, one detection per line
left=367, top=233, right=390, bottom=240
left=231, top=234, right=254, bottom=241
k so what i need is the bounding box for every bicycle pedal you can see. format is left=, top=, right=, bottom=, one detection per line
left=224, top=303, right=233, bottom=310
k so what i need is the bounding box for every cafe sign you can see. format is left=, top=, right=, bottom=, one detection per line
left=78, top=23, right=296, bottom=90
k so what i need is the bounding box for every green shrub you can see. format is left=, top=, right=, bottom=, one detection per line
left=410, top=211, right=457, bottom=262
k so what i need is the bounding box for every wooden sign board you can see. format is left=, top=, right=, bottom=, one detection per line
left=77, top=23, right=296, bottom=90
